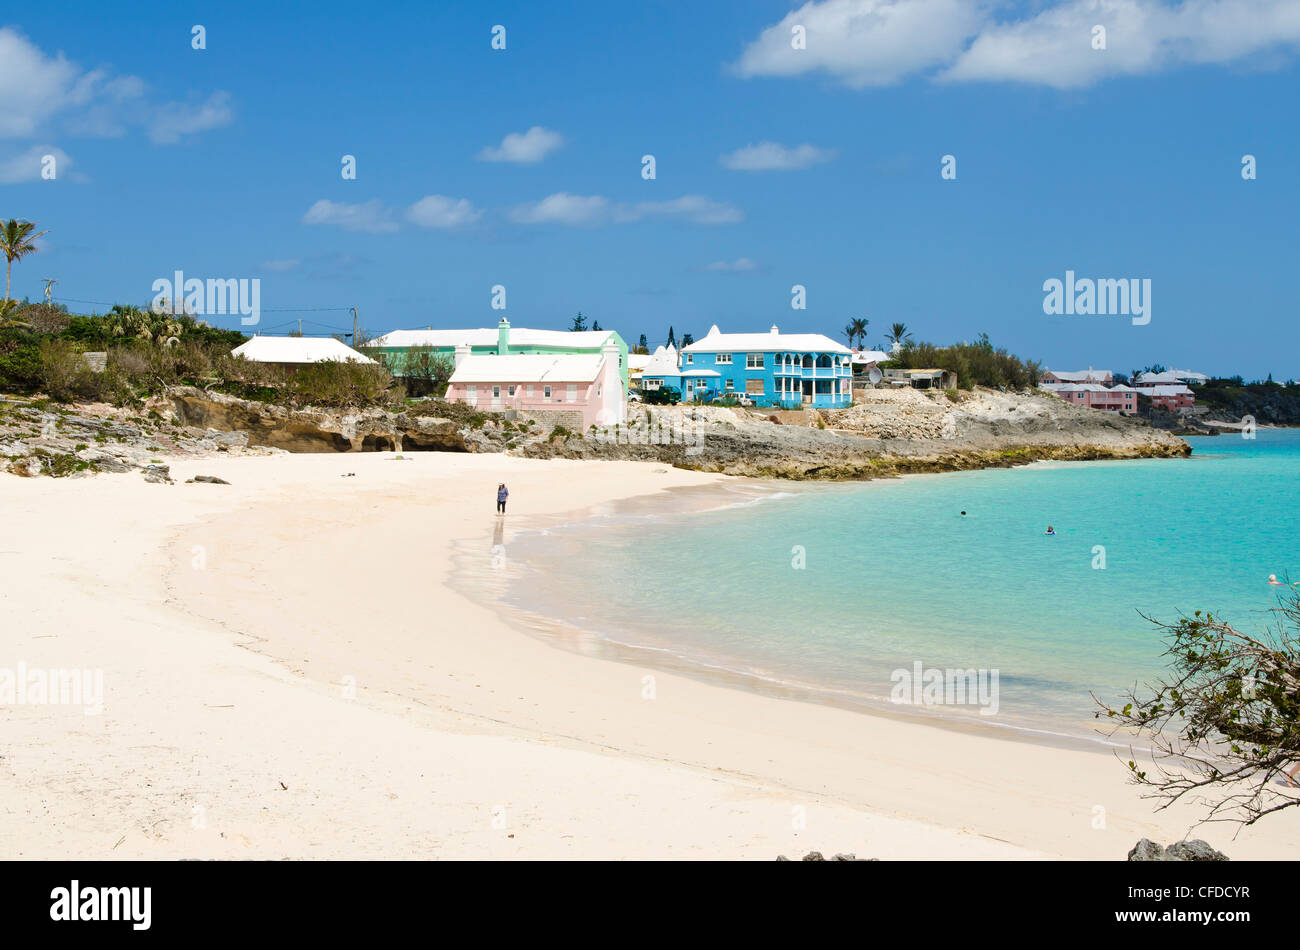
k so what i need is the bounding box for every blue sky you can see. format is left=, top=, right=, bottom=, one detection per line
left=3, top=0, right=1297, bottom=378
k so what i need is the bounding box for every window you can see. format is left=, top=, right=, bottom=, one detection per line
left=567, top=384, right=577, bottom=401
left=544, top=386, right=551, bottom=400
left=492, top=386, right=501, bottom=398
left=745, top=379, right=764, bottom=395
left=685, top=354, right=693, bottom=364
left=725, top=378, right=734, bottom=391
left=746, top=353, right=763, bottom=369
left=508, top=385, right=516, bottom=396
left=716, top=353, right=732, bottom=364
left=644, top=378, right=661, bottom=391
left=527, top=385, right=535, bottom=397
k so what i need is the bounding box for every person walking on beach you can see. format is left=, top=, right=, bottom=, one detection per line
left=496, top=482, right=509, bottom=515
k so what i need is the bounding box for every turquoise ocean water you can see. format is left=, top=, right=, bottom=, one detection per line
left=497, top=430, right=1299, bottom=740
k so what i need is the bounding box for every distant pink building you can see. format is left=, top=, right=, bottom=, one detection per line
left=1041, top=383, right=1137, bottom=413
left=1145, top=384, right=1195, bottom=411
left=444, top=341, right=626, bottom=428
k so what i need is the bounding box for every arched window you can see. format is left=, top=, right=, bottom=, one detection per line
left=816, top=354, right=831, bottom=368
left=801, top=354, right=813, bottom=370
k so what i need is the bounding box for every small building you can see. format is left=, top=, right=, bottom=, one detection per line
left=443, top=340, right=625, bottom=428
left=371, top=319, right=630, bottom=391
left=882, top=367, right=958, bottom=390
left=1040, top=382, right=1137, bottom=413
left=1135, top=370, right=1208, bottom=388
left=1144, top=383, right=1195, bottom=411
left=679, top=324, right=854, bottom=407
left=231, top=336, right=376, bottom=370
left=1041, top=368, right=1113, bottom=385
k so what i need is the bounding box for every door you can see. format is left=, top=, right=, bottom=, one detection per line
left=802, top=380, right=813, bottom=405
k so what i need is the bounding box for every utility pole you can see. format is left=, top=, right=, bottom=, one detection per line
left=351, top=306, right=359, bottom=347
left=297, top=317, right=303, bottom=336
left=41, top=278, right=56, bottom=305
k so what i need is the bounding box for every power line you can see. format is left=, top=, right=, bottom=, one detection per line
left=50, top=295, right=352, bottom=314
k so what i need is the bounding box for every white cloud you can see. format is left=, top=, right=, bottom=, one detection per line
left=720, top=142, right=837, bottom=171
left=942, top=0, right=1300, bottom=88
left=509, top=192, right=611, bottom=225
left=261, top=259, right=301, bottom=273
left=0, top=144, right=72, bottom=184
left=302, top=199, right=400, bottom=233
left=704, top=258, right=759, bottom=272
left=617, top=195, right=745, bottom=225
left=406, top=195, right=483, bottom=229
left=0, top=27, right=93, bottom=137
left=509, top=193, right=744, bottom=227
left=148, top=92, right=234, bottom=144
left=731, top=0, right=984, bottom=88
left=732, top=0, right=1300, bottom=89
left=477, top=126, right=565, bottom=164
left=0, top=27, right=233, bottom=142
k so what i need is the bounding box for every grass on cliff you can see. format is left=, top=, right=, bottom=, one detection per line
left=2, top=322, right=404, bottom=411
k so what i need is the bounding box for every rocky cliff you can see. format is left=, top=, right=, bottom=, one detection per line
left=2, top=385, right=1188, bottom=480
left=526, top=388, right=1190, bottom=478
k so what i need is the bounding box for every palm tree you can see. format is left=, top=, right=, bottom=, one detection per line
left=1, top=219, right=50, bottom=303
left=850, top=317, right=868, bottom=348
left=0, top=297, right=29, bottom=328
left=886, top=322, right=912, bottom=347
left=843, top=323, right=856, bottom=347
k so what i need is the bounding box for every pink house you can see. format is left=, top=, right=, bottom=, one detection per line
left=1145, top=384, right=1195, bottom=411
left=444, top=341, right=626, bottom=429
left=1041, top=383, right=1137, bottom=413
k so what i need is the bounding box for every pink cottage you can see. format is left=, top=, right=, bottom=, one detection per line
left=444, top=340, right=626, bottom=429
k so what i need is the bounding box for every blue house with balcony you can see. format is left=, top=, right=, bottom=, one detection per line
left=671, top=325, right=854, bottom=407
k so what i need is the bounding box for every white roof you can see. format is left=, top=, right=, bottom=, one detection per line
left=1146, top=384, right=1194, bottom=396
left=232, top=336, right=376, bottom=364
left=682, top=324, right=851, bottom=355
left=851, top=349, right=892, bottom=364
left=627, top=352, right=654, bottom=372
left=1138, top=370, right=1207, bottom=385
left=640, top=344, right=680, bottom=377
left=1042, top=383, right=1135, bottom=393
left=680, top=369, right=720, bottom=377
left=372, top=327, right=618, bottom=349
left=449, top=353, right=606, bottom=384
left=1045, top=369, right=1112, bottom=382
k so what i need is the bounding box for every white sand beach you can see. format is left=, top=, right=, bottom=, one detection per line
left=2, top=452, right=1296, bottom=860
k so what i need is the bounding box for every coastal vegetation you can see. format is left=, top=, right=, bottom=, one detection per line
left=1096, top=589, right=1300, bottom=826
left=0, top=303, right=399, bottom=410
left=885, top=333, right=1042, bottom=391
left=1191, top=376, right=1300, bottom=426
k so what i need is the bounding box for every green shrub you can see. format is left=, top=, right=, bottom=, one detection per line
left=37, top=339, right=103, bottom=402
left=288, top=360, right=397, bottom=409
left=0, top=329, right=43, bottom=393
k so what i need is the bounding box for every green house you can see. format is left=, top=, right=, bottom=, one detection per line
left=370, top=318, right=629, bottom=391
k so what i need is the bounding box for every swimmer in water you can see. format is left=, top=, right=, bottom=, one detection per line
left=1045, top=525, right=1056, bottom=535
left=1267, top=574, right=1298, bottom=586
left=960, top=511, right=967, bottom=517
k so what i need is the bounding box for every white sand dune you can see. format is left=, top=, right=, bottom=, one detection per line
left=2, top=453, right=1295, bottom=859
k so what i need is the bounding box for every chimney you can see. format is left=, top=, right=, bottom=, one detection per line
left=497, top=317, right=511, bottom=355
left=454, top=343, right=471, bottom=369
left=770, top=325, right=779, bottom=335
